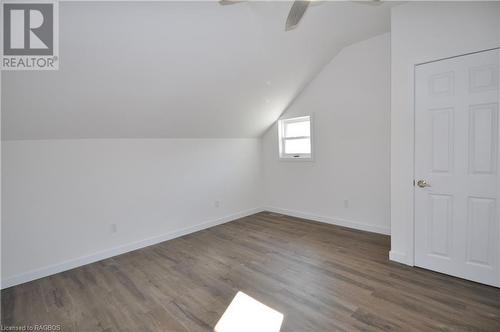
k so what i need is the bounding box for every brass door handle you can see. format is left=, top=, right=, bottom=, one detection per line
left=417, top=180, right=431, bottom=188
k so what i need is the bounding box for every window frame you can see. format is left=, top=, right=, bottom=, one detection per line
left=278, top=115, right=314, bottom=161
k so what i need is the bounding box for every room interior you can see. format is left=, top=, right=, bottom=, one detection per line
left=1, top=1, right=500, bottom=331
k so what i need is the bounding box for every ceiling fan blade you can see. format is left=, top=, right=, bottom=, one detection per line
left=285, top=0, right=311, bottom=31
left=352, top=0, right=383, bottom=6
left=219, top=0, right=245, bottom=5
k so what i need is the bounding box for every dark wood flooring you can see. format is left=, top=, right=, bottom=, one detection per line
left=2, top=212, right=500, bottom=331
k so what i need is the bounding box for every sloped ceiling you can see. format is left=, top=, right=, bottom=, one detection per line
left=1, top=1, right=391, bottom=140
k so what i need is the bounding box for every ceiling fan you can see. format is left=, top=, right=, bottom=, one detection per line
left=219, top=0, right=383, bottom=31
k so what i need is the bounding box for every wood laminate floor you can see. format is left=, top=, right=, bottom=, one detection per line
left=2, top=212, right=500, bottom=331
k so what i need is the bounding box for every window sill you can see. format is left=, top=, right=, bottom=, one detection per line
left=278, top=156, right=314, bottom=162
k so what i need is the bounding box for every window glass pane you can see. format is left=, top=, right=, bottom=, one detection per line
left=284, top=120, right=310, bottom=138
left=284, top=138, right=311, bottom=154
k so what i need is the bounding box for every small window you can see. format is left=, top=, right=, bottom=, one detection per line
left=278, top=116, right=312, bottom=160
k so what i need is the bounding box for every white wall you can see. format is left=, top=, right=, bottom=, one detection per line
left=262, top=33, right=391, bottom=235
left=390, top=2, right=500, bottom=265
left=1, top=139, right=262, bottom=287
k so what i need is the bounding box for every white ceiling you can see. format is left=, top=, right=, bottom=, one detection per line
left=2, top=1, right=392, bottom=140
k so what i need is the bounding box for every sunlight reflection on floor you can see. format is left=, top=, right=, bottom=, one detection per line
left=214, top=291, right=284, bottom=332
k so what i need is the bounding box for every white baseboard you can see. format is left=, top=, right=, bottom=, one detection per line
left=264, top=206, right=390, bottom=235
left=1, top=207, right=263, bottom=289
left=2, top=207, right=392, bottom=288
left=389, top=250, right=408, bottom=265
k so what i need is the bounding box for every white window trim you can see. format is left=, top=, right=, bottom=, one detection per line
left=278, top=115, right=314, bottom=161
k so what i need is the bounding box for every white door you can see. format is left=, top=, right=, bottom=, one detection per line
left=415, top=48, right=500, bottom=287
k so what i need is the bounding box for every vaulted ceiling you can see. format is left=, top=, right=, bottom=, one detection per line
left=2, top=1, right=392, bottom=140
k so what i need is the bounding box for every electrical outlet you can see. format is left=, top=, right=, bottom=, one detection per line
left=110, top=223, right=117, bottom=234
left=344, top=200, right=349, bottom=208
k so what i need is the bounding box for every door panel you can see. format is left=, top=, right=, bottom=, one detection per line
left=415, top=49, right=500, bottom=287
left=428, top=194, right=453, bottom=258
left=468, top=103, right=498, bottom=174
left=431, top=108, right=454, bottom=173
left=466, top=197, right=495, bottom=267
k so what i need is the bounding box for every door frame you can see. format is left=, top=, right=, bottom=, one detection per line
left=410, top=47, right=500, bottom=286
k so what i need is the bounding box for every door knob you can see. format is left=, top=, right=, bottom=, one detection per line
left=417, top=180, right=431, bottom=188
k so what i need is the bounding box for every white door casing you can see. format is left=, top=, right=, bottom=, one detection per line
left=415, top=48, right=500, bottom=287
